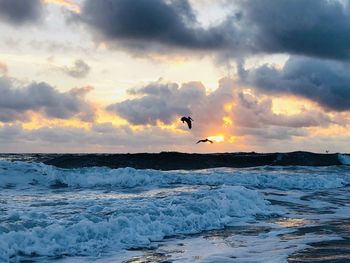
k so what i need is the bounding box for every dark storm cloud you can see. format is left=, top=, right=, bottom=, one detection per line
left=239, top=57, right=350, bottom=112
left=61, top=59, right=91, bottom=78
left=0, top=0, right=43, bottom=25
left=238, top=0, right=350, bottom=60
left=107, top=81, right=206, bottom=125
left=0, top=77, right=95, bottom=122
left=76, top=0, right=234, bottom=52
left=75, top=0, right=350, bottom=60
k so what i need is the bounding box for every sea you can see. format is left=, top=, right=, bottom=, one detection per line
left=1, top=154, right=350, bottom=263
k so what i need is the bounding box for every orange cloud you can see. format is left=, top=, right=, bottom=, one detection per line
left=22, top=112, right=90, bottom=130
left=0, top=61, right=8, bottom=75
left=207, top=134, right=225, bottom=143
left=222, top=116, right=232, bottom=127
left=2, top=74, right=349, bottom=153
left=271, top=96, right=315, bottom=116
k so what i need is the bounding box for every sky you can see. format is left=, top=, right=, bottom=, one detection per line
left=0, top=0, right=350, bottom=153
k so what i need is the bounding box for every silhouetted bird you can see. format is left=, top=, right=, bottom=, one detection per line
left=181, top=116, right=193, bottom=129
left=196, top=138, right=213, bottom=144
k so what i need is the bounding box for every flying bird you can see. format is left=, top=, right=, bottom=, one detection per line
left=181, top=116, right=193, bottom=129
left=196, top=138, right=213, bottom=144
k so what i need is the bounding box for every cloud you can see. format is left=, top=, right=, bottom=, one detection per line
left=234, top=126, right=308, bottom=141
left=0, top=123, right=22, bottom=139
left=0, top=76, right=348, bottom=152
left=75, top=0, right=236, bottom=53
left=0, top=117, right=347, bottom=153
left=239, top=56, right=350, bottom=112
left=0, top=77, right=95, bottom=122
left=107, top=77, right=236, bottom=139
left=73, top=0, right=350, bottom=61
left=60, top=59, right=91, bottom=78
left=44, top=0, right=80, bottom=13
left=107, top=77, right=340, bottom=144
left=0, top=123, right=195, bottom=152
left=232, top=92, right=333, bottom=128
left=0, top=0, right=43, bottom=25
left=189, top=77, right=234, bottom=135
left=237, top=0, right=350, bottom=60
left=218, top=80, right=339, bottom=142
left=107, top=80, right=206, bottom=125
left=0, top=62, right=8, bottom=75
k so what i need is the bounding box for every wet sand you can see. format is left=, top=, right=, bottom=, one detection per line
left=288, top=218, right=350, bottom=263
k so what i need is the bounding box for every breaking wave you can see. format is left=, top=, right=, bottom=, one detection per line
left=338, top=153, right=350, bottom=165
left=0, top=185, right=274, bottom=260
left=1, top=159, right=350, bottom=262
left=0, top=160, right=347, bottom=190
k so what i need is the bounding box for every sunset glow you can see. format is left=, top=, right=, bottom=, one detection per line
left=44, top=0, right=81, bottom=13
left=207, top=135, right=225, bottom=143
left=2, top=2, right=350, bottom=262
left=0, top=0, right=349, bottom=153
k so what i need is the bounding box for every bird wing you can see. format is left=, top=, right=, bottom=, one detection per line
left=188, top=120, right=192, bottom=129
left=181, top=117, right=191, bottom=129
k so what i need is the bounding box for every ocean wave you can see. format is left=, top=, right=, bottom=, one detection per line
left=0, top=186, right=274, bottom=261
left=0, top=160, right=347, bottom=190
left=338, top=153, right=350, bottom=165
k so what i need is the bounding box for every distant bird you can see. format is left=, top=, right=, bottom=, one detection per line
left=326, top=150, right=329, bottom=154
left=196, top=138, right=213, bottom=144
left=181, top=116, right=193, bottom=129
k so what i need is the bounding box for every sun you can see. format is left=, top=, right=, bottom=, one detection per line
left=207, top=135, right=225, bottom=143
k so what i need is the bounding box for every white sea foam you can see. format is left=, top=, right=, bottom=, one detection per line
left=1, top=159, right=350, bottom=262
left=338, top=153, right=350, bottom=165
left=0, top=160, right=347, bottom=190
left=0, top=186, right=274, bottom=261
